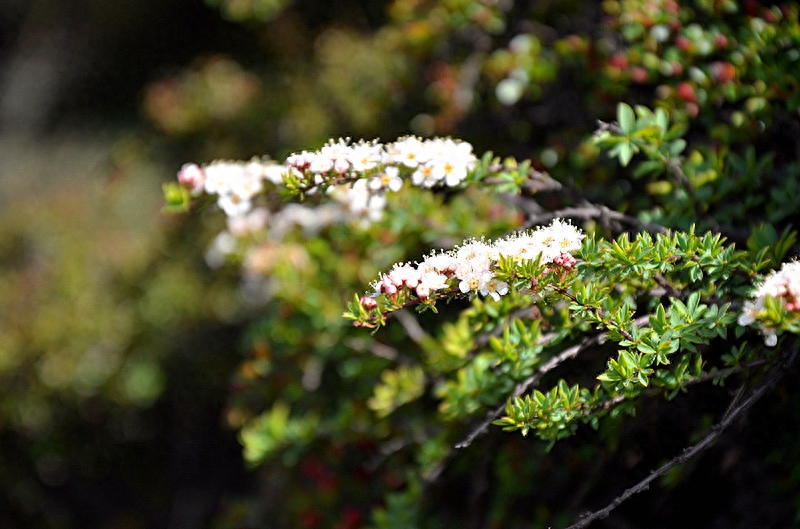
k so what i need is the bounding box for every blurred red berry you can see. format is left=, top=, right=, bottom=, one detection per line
left=608, top=54, right=629, bottom=70
left=676, top=82, right=696, bottom=103
left=711, top=62, right=736, bottom=83
left=631, top=67, right=649, bottom=84
left=675, top=35, right=692, bottom=52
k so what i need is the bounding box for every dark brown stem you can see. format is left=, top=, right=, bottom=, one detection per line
left=560, top=346, right=797, bottom=529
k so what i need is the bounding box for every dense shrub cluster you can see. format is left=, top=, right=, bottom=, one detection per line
left=2, top=1, right=799, bottom=528
left=161, top=1, right=800, bottom=528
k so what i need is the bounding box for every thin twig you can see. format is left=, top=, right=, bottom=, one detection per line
left=455, top=334, right=604, bottom=449
left=551, top=285, right=636, bottom=343
left=455, top=314, right=651, bottom=450
left=521, top=203, right=668, bottom=235
left=561, top=346, right=797, bottom=529
left=393, top=308, right=430, bottom=344
left=653, top=273, right=682, bottom=299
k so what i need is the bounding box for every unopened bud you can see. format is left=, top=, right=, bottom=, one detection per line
left=178, top=163, right=206, bottom=194
left=360, top=296, right=378, bottom=310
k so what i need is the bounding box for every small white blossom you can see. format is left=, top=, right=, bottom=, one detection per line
left=739, top=260, right=800, bottom=346
left=387, top=136, right=428, bottom=168
left=348, top=141, right=383, bottom=172
left=263, top=163, right=290, bottom=184
left=419, top=271, right=449, bottom=292
left=388, top=263, right=421, bottom=288
left=457, top=265, right=484, bottom=295
left=478, top=271, right=509, bottom=301
left=202, top=161, right=239, bottom=196
left=217, top=193, right=252, bottom=217
left=369, top=166, right=403, bottom=192
left=419, top=252, right=458, bottom=275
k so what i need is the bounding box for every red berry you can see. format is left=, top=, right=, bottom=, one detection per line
left=608, top=54, right=629, bottom=70
left=712, top=62, right=736, bottom=83
left=676, top=82, right=696, bottom=103
left=631, top=67, right=649, bottom=84
left=675, top=35, right=692, bottom=52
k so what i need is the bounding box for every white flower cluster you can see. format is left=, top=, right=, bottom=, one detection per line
left=364, top=220, right=584, bottom=306
left=286, top=136, right=477, bottom=190
left=738, top=260, right=800, bottom=347
left=177, top=136, right=477, bottom=227
left=177, top=136, right=479, bottom=269
left=178, top=159, right=286, bottom=217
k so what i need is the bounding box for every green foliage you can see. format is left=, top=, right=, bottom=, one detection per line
left=151, top=1, right=800, bottom=526
left=596, top=103, right=687, bottom=168
left=9, top=1, right=800, bottom=528
left=239, top=401, right=320, bottom=465
left=494, top=381, right=592, bottom=448
left=368, top=365, right=426, bottom=418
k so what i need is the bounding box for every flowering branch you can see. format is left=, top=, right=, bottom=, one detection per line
left=348, top=219, right=585, bottom=327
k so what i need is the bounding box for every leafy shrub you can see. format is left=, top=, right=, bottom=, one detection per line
left=167, top=0, right=800, bottom=527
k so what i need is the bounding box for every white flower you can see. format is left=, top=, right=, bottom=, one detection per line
left=369, top=166, right=403, bottom=192
left=458, top=265, right=484, bottom=294
left=263, top=163, right=290, bottom=184
left=333, top=157, right=351, bottom=174
left=286, top=150, right=315, bottom=171
left=478, top=271, right=509, bottom=301
left=388, top=263, right=421, bottom=288
left=454, top=240, right=493, bottom=269
left=217, top=193, right=252, bottom=217
left=411, top=164, right=439, bottom=188
left=203, top=161, right=241, bottom=196
left=309, top=152, right=334, bottom=174
left=421, top=138, right=476, bottom=187
left=388, top=136, right=428, bottom=168
left=415, top=271, right=450, bottom=298
left=738, top=260, right=800, bottom=346
left=494, top=232, right=540, bottom=263
left=348, top=140, right=383, bottom=172
left=547, top=219, right=585, bottom=253
left=522, top=219, right=585, bottom=262
left=419, top=271, right=450, bottom=291
left=419, top=252, right=458, bottom=275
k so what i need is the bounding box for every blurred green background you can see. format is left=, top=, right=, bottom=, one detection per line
left=0, top=2, right=259, bottom=528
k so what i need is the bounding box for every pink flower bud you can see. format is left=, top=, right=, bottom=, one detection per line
left=177, top=163, right=206, bottom=194
left=553, top=253, right=577, bottom=270
left=360, top=296, right=378, bottom=310
left=381, top=277, right=398, bottom=296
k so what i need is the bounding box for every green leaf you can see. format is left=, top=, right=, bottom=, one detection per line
left=654, top=107, right=669, bottom=131
left=618, top=143, right=634, bottom=166
left=669, top=139, right=687, bottom=157
left=618, top=103, right=635, bottom=134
